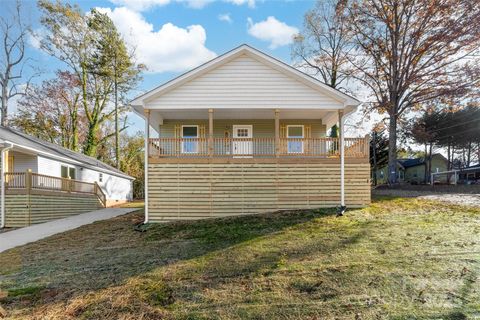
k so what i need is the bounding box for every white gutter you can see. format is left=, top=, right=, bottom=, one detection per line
left=1, top=141, right=13, bottom=228
left=340, top=105, right=360, bottom=209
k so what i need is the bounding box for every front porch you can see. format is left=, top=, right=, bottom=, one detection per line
left=143, top=108, right=370, bottom=221
left=145, top=108, right=369, bottom=160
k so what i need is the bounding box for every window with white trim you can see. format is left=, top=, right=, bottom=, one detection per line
left=287, top=125, right=304, bottom=153
left=61, top=165, right=76, bottom=179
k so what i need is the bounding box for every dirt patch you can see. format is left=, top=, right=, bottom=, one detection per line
left=373, top=189, right=480, bottom=207
left=418, top=193, right=480, bottom=207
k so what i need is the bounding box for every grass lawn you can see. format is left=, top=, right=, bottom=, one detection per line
left=0, top=197, right=479, bottom=319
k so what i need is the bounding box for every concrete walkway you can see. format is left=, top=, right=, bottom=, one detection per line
left=0, top=208, right=137, bottom=253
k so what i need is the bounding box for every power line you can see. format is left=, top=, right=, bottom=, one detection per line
left=429, top=127, right=480, bottom=141
left=418, top=118, right=480, bottom=134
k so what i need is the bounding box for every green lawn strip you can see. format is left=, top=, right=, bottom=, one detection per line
left=0, top=199, right=479, bottom=319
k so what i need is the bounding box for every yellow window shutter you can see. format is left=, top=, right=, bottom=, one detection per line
left=304, top=125, right=311, bottom=154
left=174, top=125, right=181, bottom=155
left=280, top=124, right=287, bottom=154
left=305, top=125, right=311, bottom=138
left=199, top=125, right=206, bottom=138
left=280, top=124, right=287, bottom=138
left=198, top=125, right=206, bottom=154
left=174, top=124, right=181, bottom=138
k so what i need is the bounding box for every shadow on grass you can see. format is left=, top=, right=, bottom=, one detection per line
left=0, top=207, right=364, bottom=313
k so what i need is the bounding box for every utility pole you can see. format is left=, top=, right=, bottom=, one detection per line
left=372, top=131, right=377, bottom=186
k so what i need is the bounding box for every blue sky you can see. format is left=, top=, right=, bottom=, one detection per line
left=8, top=0, right=316, bottom=133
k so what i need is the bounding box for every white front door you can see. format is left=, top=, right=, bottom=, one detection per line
left=287, top=125, right=304, bottom=154
left=181, top=125, right=199, bottom=153
left=233, top=125, right=253, bottom=156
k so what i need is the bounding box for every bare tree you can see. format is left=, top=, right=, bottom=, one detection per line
left=292, top=0, right=353, bottom=90
left=346, top=0, right=480, bottom=184
left=0, top=0, right=32, bottom=127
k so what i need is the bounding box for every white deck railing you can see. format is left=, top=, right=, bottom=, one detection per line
left=148, top=137, right=369, bottom=158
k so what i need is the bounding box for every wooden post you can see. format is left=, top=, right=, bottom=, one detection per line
left=26, top=169, right=32, bottom=226
left=275, top=109, right=280, bottom=157
left=208, top=108, right=213, bottom=157
left=365, top=134, right=370, bottom=159
left=25, top=169, right=32, bottom=193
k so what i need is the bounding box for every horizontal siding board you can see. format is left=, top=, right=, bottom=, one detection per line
left=148, top=55, right=344, bottom=109
left=148, top=161, right=370, bottom=222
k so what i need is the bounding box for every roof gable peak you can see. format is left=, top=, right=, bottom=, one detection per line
left=131, top=44, right=360, bottom=109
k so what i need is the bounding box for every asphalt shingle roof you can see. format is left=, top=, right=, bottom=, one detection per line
left=398, top=158, right=426, bottom=168
left=0, top=126, right=133, bottom=179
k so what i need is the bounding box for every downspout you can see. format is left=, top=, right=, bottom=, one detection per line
left=144, top=108, right=150, bottom=224
left=1, top=141, right=13, bottom=228
left=339, top=105, right=359, bottom=216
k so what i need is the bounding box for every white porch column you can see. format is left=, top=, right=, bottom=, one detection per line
left=274, top=109, right=280, bottom=157
left=144, top=109, right=150, bottom=224
left=208, top=109, right=213, bottom=157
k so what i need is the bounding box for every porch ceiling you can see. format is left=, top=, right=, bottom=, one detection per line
left=150, top=108, right=336, bottom=121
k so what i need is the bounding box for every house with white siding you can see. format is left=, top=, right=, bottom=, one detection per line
left=0, top=126, right=134, bottom=227
left=131, top=44, right=370, bottom=223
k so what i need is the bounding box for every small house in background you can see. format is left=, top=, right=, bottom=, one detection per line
left=458, top=165, right=480, bottom=184
left=376, top=154, right=449, bottom=184
left=0, top=126, right=134, bottom=227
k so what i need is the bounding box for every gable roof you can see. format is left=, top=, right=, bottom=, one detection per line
left=398, top=158, right=425, bottom=168
left=130, top=44, right=360, bottom=113
left=398, top=154, right=448, bottom=168
left=0, top=126, right=134, bottom=180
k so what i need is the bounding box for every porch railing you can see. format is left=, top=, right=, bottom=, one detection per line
left=4, top=171, right=106, bottom=207
left=148, top=136, right=369, bottom=158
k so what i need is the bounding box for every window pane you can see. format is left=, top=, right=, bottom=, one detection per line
left=61, top=166, right=68, bottom=178
left=288, top=126, right=303, bottom=137
left=237, top=128, right=249, bottom=137
left=69, top=167, right=76, bottom=179
left=182, top=126, right=198, bottom=137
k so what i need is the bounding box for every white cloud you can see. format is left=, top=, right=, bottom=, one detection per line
left=98, top=7, right=216, bottom=73
left=109, top=0, right=252, bottom=11
left=226, top=0, right=255, bottom=8
left=109, top=0, right=167, bottom=11
left=218, top=13, right=233, bottom=24
left=28, top=28, right=47, bottom=50
left=247, top=16, right=298, bottom=49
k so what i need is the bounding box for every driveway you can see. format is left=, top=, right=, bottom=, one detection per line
left=0, top=208, right=138, bottom=253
